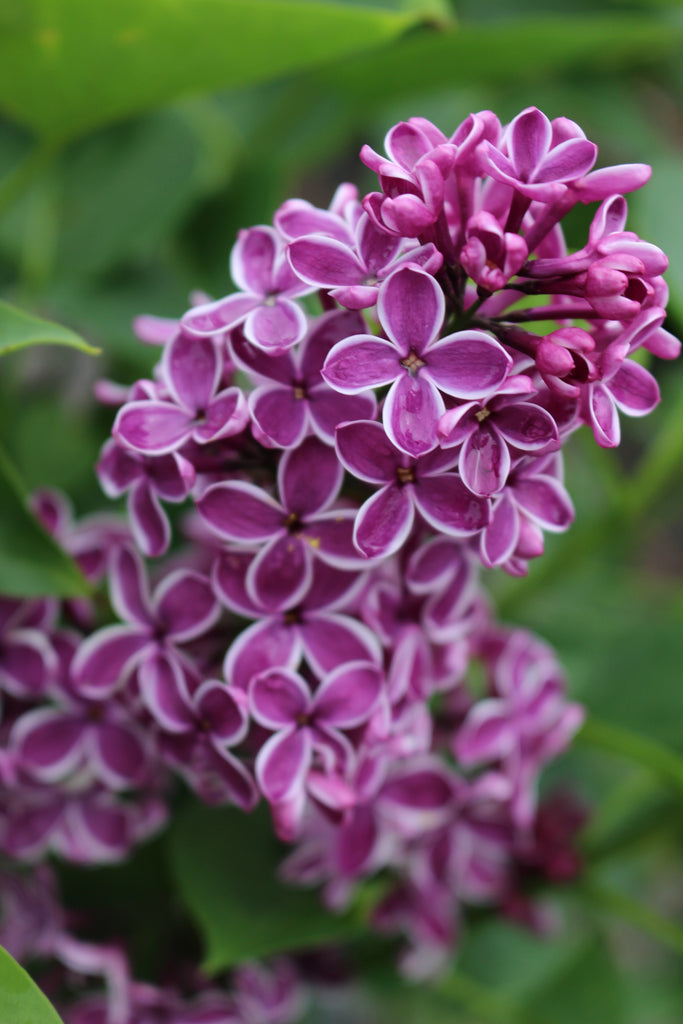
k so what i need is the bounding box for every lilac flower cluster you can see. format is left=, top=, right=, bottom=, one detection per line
left=0, top=107, right=678, bottom=998
left=0, top=863, right=305, bottom=1024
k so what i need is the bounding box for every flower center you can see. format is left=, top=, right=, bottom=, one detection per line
left=284, top=512, right=302, bottom=534
left=475, top=407, right=491, bottom=423
left=292, top=383, right=306, bottom=400
left=396, top=466, right=415, bottom=486
left=400, top=350, right=426, bottom=376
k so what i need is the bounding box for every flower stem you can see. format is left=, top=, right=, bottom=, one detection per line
left=583, top=878, right=683, bottom=958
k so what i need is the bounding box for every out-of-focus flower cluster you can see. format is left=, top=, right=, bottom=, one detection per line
left=1, top=107, right=677, bottom=1013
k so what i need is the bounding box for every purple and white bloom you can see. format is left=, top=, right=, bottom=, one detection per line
left=97, top=440, right=195, bottom=557
left=455, top=630, right=585, bottom=827
left=288, top=211, right=442, bottom=310
left=479, top=452, right=574, bottom=570
left=114, top=331, right=248, bottom=457
left=181, top=226, right=312, bottom=353
left=142, top=661, right=257, bottom=811
left=250, top=662, right=383, bottom=839
left=480, top=107, right=598, bottom=205
left=217, top=556, right=380, bottom=688
left=198, top=436, right=365, bottom=610
left=437, top=375, right=559, bottom=497
left=230, top=310, right=376, bottom=448
left=11, top=669, right=151, bottom=791
left=0, top=597, right=57, bottom=701
left=323, top=266, right=511, bottom=456
left=582, top=310, right=663, bottom=448
left=336, top=420, right=490, bottom=559
left=72, top=546, right=219, bottom=699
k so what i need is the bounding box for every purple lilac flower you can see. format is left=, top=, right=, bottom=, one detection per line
left=114, top=330, right=248, bottom=457
left=181, top=226, right=312, bottom=353
left=197, top=435, right=365, bottom=610
left=72, top=546, right=219, bottom=699
left=229, top=310, right=377, bottom=448
left=335, top=420, right=489, bottom=558
left=323, top=265, right=511, bottom=456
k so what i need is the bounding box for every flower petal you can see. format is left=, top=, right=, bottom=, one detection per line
left=377, top=266, right=444, bottom=354
left=383, top=374, right=443, bottom=457
left=354, top=484, right=414, bottom=559
left=256, top=728, right=312, bottom=804
left=114, top=401, right=193, bottom=455
left=313, top=661, right=383, bottom=728
left=250, top=668, right=310, bottom=730
left=414, top=474, right=489, bottom=536
left=322, top=335, right=399, bottom=394
left=197, top=481, right=283, bottom=542
left=425, top=332, right=511, bottom=398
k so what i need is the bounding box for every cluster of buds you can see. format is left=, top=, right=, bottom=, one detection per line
left=0, top=106, right=677, bottom=1007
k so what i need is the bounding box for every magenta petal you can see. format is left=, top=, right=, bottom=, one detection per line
left=588, top=383, right=620, bottom=447
left=182, top=293, right=259, bottom=335
left=335, top=420, right=398, bottom=485
left=247, top=534, right=313, bottom=612
left=379, top=761, right=455, bottom=834
left=609, top=360, right=660, bottom=415
left=92, top=722, right=147, bottom=788
left=314, top=661, right=383, bottom=728
left=383, top=374, right=443, bottom=457
left=323, top=335, right=399, bottom=394
left=279, top=436, right=343, bottom=516
left=128, top=481, right=170, bottom=558
left=193, top=387, right=248, bottom=443
left=197, top=481, right=283, bottom=542
left=0, top=629, right=56, bottom=698
left=301, top=308, right=366, bottom=379
left=308, top=386, right=377, bottom=444
left=415, top=474, right=490, bottom=536
left=378, top=266, right=444, bottom=353
left=354, top=484, right=414, bottom=559
left=72, top=626, right=149, bottom=697
left=300, top=613, right=381, bottom=678
left=225, top=619, right=302, bottom=691
left=163, top=332, right=220, bottom=412
left=455, top=701, right=515, bottom=764
left=288, top=236, right=364, bottom=287
left=154, top=570, right=219, bottom=642
left=425, top=332, right=511, bottom=398
left=535, top=138, right=597, bottom=184
left=481, top=493, right=519, bottom=567
left=232, top=226, right=278, bottom=293
left=459, top=423, right=511, bottom=496
left=508, top=107, right=551, bottom=179
left=256, top=728, right=312, bottom=804
left=250, top=386, right=308, bottom=448
left=213, top=551, right=261, bottom=617
left=195, top=680, right=248, bottom=744
left=138, top=652, right=194, bottom=733
left=302, top=510, right=367, bottom=570
left=494, top=402, right=558, bottom=451
left=244, top=299, right=307, bottom=354
left=250, top=668, right=310, bottom=730
left=114, top=401, right=193, bottom=455
left=12, top=709, right=84, bottom=782
left=513, top=476, right=574, bottom=532
left=204, top=743, right=258, bottom=810
left=109, top=546, right=151, bottom=627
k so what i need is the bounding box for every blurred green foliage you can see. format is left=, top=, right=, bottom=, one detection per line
left=0, top=1, right=682, bottom=1022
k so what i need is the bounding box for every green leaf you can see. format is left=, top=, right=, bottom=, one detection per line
left=0, top=299, right=98, bottom=356
left=305, top=15, right=682, bottom=114
left=0, top=0, right=438, bottom=143
left=530, top=932, right=625, bottom=1024
left=0, top=945, right=65, bottom=1024
left=0, top=444, right=89, bottom=597
left=167, top=801, right=363, bottom=972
